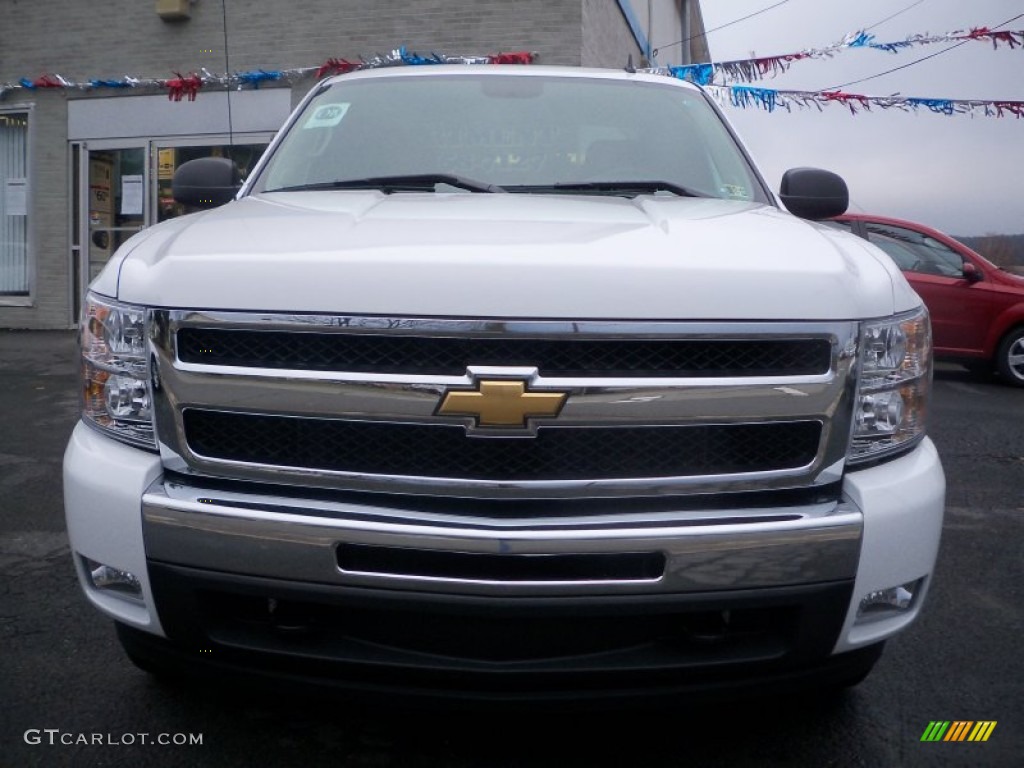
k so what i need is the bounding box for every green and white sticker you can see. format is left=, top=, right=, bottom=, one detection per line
left=303, top=103, right=350, bottom=129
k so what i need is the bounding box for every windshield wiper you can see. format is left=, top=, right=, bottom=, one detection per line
left=268, top=174, right=505, bottom=194
left=506, top=181, right=709, bottom=198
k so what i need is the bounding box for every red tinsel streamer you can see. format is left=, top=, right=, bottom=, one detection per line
left=987, top=30, right=1023, bottom=49
left=165, top=73, right=202, bottom=101
left=753, top=53, right=807, bottom=78
left=820, top=90, right=871, bottom=114
left=32, top=74, right=65, bottom=88
left=966, top=27, right=1023, bottom=49
left=993, top=101, right=1024, bottom=118
left=315, top=58, right=357, bottom=79
left=488, top=52, right=534, bottom=65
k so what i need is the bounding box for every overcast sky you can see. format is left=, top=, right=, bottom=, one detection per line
left=691, top=0, right=1023, bottom=236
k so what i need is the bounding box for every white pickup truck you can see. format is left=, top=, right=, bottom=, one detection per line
left=65, top=65, right=944, bottom=703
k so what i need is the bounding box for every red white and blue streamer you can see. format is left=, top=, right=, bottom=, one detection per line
left=705, top=84, right=1024, bottom=119
left=655, top=26, right=1024, bottom=85
left=0, top=47, right=536, bottom=103
left=2, top=34, right=1021, bottom=120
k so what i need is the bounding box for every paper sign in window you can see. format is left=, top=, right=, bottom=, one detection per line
left=120, top=175, right=144, bottom=215
left=4, top=178, right=27, bottom=216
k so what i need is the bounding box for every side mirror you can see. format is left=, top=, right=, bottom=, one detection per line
left=172, top=157, right=242, bottom=209
left=962, top=261, right=984, bottom=283
left=779, top=168, right=849, bottom=220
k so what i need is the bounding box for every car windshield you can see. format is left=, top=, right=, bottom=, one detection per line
left=253, top=73, right=768, bottom=202
left=864, top=223, right=966, bottom=277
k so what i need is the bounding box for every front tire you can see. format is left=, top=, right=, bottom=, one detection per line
left=996, top=327, right=1024, bottom=387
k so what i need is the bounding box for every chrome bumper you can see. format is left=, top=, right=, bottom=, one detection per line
left=142, top=478, right=862, bottom=597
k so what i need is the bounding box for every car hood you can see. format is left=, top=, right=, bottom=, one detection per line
left=991, top=266, right=1024, bottom=289
left=106, top=192, right=916, bottom=320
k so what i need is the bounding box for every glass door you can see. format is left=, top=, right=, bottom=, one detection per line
left=70, top=141, right=84, bottom=320
left=81, top=141, right=149, bottom=284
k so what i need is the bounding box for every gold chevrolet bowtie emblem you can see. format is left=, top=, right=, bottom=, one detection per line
left=437, top=380, right=567, bottom=428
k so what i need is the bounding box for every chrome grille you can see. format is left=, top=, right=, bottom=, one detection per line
left=151, top=311, right=858, bottom=499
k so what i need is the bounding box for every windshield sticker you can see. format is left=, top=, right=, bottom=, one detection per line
left=721, top=183, right=749, bottom=200
left=303, top=103, right=350, bottom=130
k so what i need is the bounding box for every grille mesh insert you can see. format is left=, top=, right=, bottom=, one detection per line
left=184, top=410, right=822, bottom=481
left=177, top=328, right=832, bottom=378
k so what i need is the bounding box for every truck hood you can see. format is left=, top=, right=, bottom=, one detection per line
left=109, top=192, right=917, bottom=320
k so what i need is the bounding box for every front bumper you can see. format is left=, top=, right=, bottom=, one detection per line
left=117, top=575, right=883, bottom=704
left=64, top=422, right=944, bottom=695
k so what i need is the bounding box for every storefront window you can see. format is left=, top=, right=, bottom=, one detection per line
left=1, top=112, right=30, bottom=296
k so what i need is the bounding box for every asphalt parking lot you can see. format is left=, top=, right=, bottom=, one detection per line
left=1, top=330, right=1021, bottom=767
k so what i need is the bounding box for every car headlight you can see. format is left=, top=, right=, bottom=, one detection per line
left=848, top=306, right=931, bottom=465
left=81, top=292, right=156, bottom=450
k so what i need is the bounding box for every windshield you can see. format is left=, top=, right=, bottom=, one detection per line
left=252, top=73, right=769, bottom=202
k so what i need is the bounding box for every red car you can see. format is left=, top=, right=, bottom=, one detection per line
left=830, top=214, right=1024, bottom=386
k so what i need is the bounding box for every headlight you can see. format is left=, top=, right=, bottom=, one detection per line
left=848, top=306, right=931, bottom=465
left=81, top=292, right=156, bottom=449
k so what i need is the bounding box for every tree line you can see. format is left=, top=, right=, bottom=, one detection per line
left=955, top=234, right=1024, bottom=272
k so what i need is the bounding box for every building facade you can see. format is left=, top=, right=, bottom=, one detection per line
left=0, top=0, right=704, bottom=328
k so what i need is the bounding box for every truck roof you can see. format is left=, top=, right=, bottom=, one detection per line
left=322, top=63, right=704, bottom=93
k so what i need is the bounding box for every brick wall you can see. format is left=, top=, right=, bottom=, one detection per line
left=581, top=0, right=643, bottom=68
left=0, top=97, right=72, bottom=329
left=1, top=0, right=584, bottom=80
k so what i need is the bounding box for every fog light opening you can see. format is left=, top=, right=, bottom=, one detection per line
left=856, top=578, right=924, bottom=624
left=84, top=557, right=143, bottom=601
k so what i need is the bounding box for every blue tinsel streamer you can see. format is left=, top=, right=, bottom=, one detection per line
left=907, top=98, right=955, bottom=115
left=237, top=70, right=283, bottom=88
left=848, top=32, right=875, bottom=48
left=730, top=86, right=778, bottom=112
left=90, top=79, right=131, bottom=89
left=399, top=48, right=444, bottom=66
left=869, top=40, right=914, bottom=53
left=668, top=64, right=715, bottom=86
